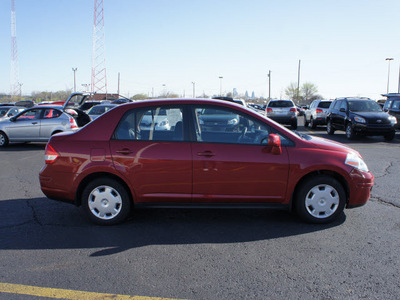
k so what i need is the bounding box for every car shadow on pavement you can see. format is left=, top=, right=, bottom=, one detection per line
left=0, top=198, right=345, bottom=256
left=0, top=143, right=46, bottom=151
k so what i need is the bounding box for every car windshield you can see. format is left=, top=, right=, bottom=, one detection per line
left=348, top=100, right=382, bottom=112
left=268, top=101, right=293, bottom=108
left=89, top=106, right=110, bottom=115
left=318, top=102, right=332, bottom=109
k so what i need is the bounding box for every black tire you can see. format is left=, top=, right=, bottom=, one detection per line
left=310, top=117, right=317, bottom=129
left=0, top=131, right=9, bottom=147
left=345, top=123, right=355, bottom=140
left=81, top=177, right=131, bottom=225
left=295, top=175, right=346, bottom=224
left=304, top=117, right=309, bottom=127
left=326, top=120, right=334, bottom=135
left=384, top=131, right=395, bottom=141
left=291, top=120, right=298, bottom=130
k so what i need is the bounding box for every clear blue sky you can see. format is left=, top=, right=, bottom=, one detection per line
left=1, top=0, right=400, bottom=100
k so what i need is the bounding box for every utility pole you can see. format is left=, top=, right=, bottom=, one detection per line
left=219, top=76, right=223, bottom=96
left=117, top=72, right=120, bottom=95
left=192, top=82, right=195, bottom=98
left=10, top=0, right=21, bottom=101
left=297, top=60, right=301, bottom=103
left=72, top=68, right=77, bottom=92
left=268, top=70, right=271, bottom=100
left=386, top=58, right=394, bottom=93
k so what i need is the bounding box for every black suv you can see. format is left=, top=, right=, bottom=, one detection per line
left=382, top=93, right=400, bottom=129
left=326, top=97, right=397, bottom=140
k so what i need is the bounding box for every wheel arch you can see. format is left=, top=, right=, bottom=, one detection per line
left=75, top=172, right=134, bottom=207
left=290, top=169, right=350, bottom=211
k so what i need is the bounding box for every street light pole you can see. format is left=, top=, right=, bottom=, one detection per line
left=386, top=58, right=394, bottom=93
left=191, top=82, right=195, bottom=98
left=268, top=70, right=271, bottom=100
left=219, top=76, right=223, bottom=96
left=72, top=68, right=77, bottom=92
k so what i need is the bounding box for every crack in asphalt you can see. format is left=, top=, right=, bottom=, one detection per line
left=26, top=199, right=43, bottom=226
left=370, top=197, right=400, bottom=209
left=374, top=161, right=394, bottom=179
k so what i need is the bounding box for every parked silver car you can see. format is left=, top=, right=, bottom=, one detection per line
left=0, top=106, right=25, bottom=120
left=0, top=106, right=78, bottom=147
left=304, top=100, right=332, bottom=129
left=266, top=99, right=298, bottom=129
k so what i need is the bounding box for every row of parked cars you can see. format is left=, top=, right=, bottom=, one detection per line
left=261, top=96, right=399, bottom=141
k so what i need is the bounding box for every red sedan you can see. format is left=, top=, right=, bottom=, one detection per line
left=39, top=98, right=374, bottom=225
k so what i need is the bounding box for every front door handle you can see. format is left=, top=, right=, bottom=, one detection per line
left=116, top=148, right=133, bottom=155
left=197, top=151, right=215, bottom=157
left=32, top=122, right=38, bottom=125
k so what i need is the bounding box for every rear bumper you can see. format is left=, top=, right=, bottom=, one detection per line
left=268, top=115, right=297, bottom=125
left=39, top=170, right=77, bottom=205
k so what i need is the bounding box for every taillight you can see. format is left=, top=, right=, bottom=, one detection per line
left=316, top=108, right=323, bottom=113
left=267, top=108, right=273, bottom=113
left=45, top=144, right=59, bottom=164
left=290, top=108, right=297, bottom=112
left=69, top=117, right=78, bottom=129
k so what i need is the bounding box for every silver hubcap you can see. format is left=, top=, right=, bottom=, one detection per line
left=88, top=185, right=122, bottom=220
left=305, top=184, right=339, bottom=218
left=0, top=134, right=5, bottom=146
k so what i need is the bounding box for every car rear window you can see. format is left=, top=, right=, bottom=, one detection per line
left=318, top=102, right=332, bottom=109
left=268, top=101, right=293, bottom=108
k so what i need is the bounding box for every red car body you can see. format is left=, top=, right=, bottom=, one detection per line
left=39, top=98, right=374, bottom=224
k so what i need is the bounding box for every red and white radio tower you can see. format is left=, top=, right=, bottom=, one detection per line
left=10, top=0, right=21, bottom=100
left=91, top=0, right=107, bottom=94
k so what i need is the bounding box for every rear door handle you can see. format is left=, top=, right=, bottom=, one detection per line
left=116, top=148, right=133, bottom=155
left=197, top=151, right=215, bottom=157
left=32, top=122, right=38, bottom=125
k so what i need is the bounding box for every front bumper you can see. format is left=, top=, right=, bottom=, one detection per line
left=352, top=123, right=395, bottom=136
left=346, top=168, right=374, bottom=208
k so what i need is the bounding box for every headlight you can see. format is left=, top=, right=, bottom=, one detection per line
left=354, top=116, right=366, bottom=124
left=345, top=153, right=369, bottom=172
left=389, top=116, right=397, bottom=125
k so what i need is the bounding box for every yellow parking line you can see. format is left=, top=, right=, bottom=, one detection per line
left=0, top=283, right=184, bottom=300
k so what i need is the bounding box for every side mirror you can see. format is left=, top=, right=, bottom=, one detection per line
left=339, top=108, right=346, bottom=113
left=9, top=117, right=16, bottom=122
left=268, top=133, right=282, bottom=155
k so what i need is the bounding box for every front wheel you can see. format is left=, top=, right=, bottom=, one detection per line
left=82, top=177, right=131, bottom=225
left=384, top=131, right=395, bottom=141
left=295, top=176, right=346, bottom=223
left=0, top=132, right=9, bottom=147
left=346, top=123, right=355, bottom=140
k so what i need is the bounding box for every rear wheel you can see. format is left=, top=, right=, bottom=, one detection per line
left=291, top=120, right=298, bottom=130
left=0, top=132, right=9, bottom=147
left=346, top=123, right=355, bottom=140
left=82, top=177, right=131, bottom=225
left=326, top=120, right=334, bottom=135
left=304, top=117, right=309, bottom=127
left=310, top=117, right=317, bottom=129
left=295, top=175, right=346, bottom=223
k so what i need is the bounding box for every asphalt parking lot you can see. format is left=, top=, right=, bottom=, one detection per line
left=1, top=119, right=400, bottom=299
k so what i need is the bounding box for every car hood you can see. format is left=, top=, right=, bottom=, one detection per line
left=306, top=135, right=357, bottom=154
left=352, top=111, right=390, bottom=119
